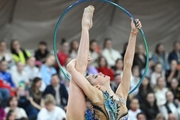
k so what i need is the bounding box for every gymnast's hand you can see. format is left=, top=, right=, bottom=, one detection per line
left=131, top=18, right=142, bottom=34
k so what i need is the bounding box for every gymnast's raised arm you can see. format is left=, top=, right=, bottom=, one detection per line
left=116, top=19, right=142, bottom=100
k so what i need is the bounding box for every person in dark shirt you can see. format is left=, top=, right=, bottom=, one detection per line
left=169, top=78, right=180, bottom=104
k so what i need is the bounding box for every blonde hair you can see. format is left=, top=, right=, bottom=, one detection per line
left=44, top=94, right=55, bottom=105
left=156, top=113, right=165, bottom=120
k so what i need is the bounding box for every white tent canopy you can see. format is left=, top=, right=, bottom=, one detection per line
left=0, top=0, right=180, bottom=52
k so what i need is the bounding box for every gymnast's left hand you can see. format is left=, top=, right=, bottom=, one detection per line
left=131, top=18, right=142, bottom=34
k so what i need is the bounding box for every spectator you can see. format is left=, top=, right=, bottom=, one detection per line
left=152, top=43, right=168, bottom=71
left=156, top=113, right=165, bottom=120
left=0, top=99, right=6, bottom=120
left=37, top=94, right=66, bottom=120
left=141, top=58, right=155, bottom=78
left=140, top=92, right=159, bottom=120
left=0, top=40, right=13, bottom=68
left=43, top=74, right=68, bottom=108
left=102, top=38, right=122, bottom=67
left=97, top=56, right=114, bottom=81
left=137, top=77, right=154, bottom=103
left=165, top=60, right=180, bottom=87
left=128, top=98, right=141, bottom=120
left=0, top=60, right=15, bottom=88
left=168, top=41, right=180, bottom=64
left=89, top=39, right=99, bottom=67
left=5, top=96, right=27, bottom=119
left=168, top=113, right=176, bottom=120
left=137, top=112, right=146, bottom=120
left=111, top=73, right=121, bottom=92
left=10, top=62, right=29, bottom=87
left=160, top=91, right=180, bottom=120
left=155, top=77, right=168, bottom=107
left=69, top=40, right=79, bottom=59
left=113, top=58, right=123, bottom=74
left=169, top=78, right=180, bottom=104
left=24, top=57, right=41, bottom=81
left=6, top=110, right=16, bottom=120
left=133, top=44, right=146, bottom=71
left=40, top=54, right=56, bottom=86
left=10, top=40, right=31, bottom=65
left=34, top=41, right=49, bottom=65
left=29, top=77, right=44, bottom=110
left=57, top=38, right=69, bottom=67
left=151, top=63, right=165, bottom=88
left=0, top=88, right=10, bottom=107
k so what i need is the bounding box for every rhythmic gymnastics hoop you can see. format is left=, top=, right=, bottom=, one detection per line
left=53, top=0, right=149, bottom=94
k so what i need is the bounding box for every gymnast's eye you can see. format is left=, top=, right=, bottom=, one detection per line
left=94, top=75, right=98, bottom=79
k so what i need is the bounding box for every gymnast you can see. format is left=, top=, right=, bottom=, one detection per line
left=66, top=5, right=142, bottom=120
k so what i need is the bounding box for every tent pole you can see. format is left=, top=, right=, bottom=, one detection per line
left=9, top=0, right=18, bottom=24
left=109, top=0, right=119, bottom=26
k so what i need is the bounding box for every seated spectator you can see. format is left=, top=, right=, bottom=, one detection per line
left=156, top=113, right=165, bottom=120
left=97, top=56, right=114, bottom=81
left=24, top=57, right=40, bottom=81
left=168, top=113, right=176, bottom=120
left=34, top=41, right=49, bottom=65
left=155, top=77, right=168, bottom=107
left=141, top=58, right=154, bottom=78
left=137, top=77, right=154, bottom=103
left=43, top=74, right=68, bottom=109
left=6, top=110, right=16, bottom=120
left=10, top=40, right=31, bottom=65
left=37, top=94, right=66, bottom=120
left=102, top=38, right=122, bottom=67
left=0, top=60, right=15, bottom=88
left=169, top=78, right=180, bottom=104
left=133, top=44, right=146, bottom=71
left=5, top=96, right=27, bottom=119
left=10, top=62, right=29, bottom=87
left=140, top=92, right=159, bottom=120
left=111, top=73, right=121, bottom=92
left=113, top=58, right=123, bottom=74
left=69, top=40, right=79, bottom=59
left=0, top=88, right=10, bottom=107
left=160, top=91, right=180, bottom=120
left=0, top=40, right=13, bottom=68
left=89, top=39, right=99, bottom=67
left=137, top=112, right=146, bottom=120
left=152, top=43, right=168, bottom=71
left=165, top=60, right=180, bottom=87
left=40, top=54, right=56, bottom=86
left=151, top=63, right=165, bottom=88
left=128, top=98, right=141, bottom=120
left=0, top=99, right=6, bottom=120
left=168, top=41, right=180, bottom=64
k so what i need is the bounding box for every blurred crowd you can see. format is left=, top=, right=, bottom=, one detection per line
left=0, top=38, right=180, bottom=120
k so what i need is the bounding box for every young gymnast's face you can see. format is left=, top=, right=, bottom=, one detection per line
left=86, top=72, right=110, bottom=86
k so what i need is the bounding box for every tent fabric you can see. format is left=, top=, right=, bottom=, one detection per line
left=0, top=0, right=180, bottom=52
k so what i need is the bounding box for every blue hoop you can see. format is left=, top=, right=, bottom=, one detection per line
left=53, top=0, right=149, bottom=94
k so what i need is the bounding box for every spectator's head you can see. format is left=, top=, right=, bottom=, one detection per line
left=149, top=58, right=155, bottom=69
left=90, top=39, right=98, bottom=52
left=60, top=38, right=69, bottom=53
left=115, top=58, right=123, bottom=71
left=45, top=54, right=55, bottom=66
left=140, top=77, right=151, bottom=89
left=0, top=40, right=7, bottom=52
left=156, top=77, right=165, bottom=89
left=7, top=97, right=18, bottom=108
left=44, top=94, right=55, bottom=111
left=27, top=56, right=36, bottom=67
left=136, top=44, right=144, bottom=55
left=69, top=40, right=79, bottom=53
left=155, top=43, right=164, bottom=55
left=132, top=65, right=140, bottom=77
left=146, top=92, right=156, bottom=105
left=98, top=56, right=108, bottom=67
left=31, top=77, right=42, bottom=91
left=39, top=41, right=47, bottom=51
left=0, top=60, right=7, bottom=71
left=137, top=112, right=146, bottom=120
left=173, top=41, right=180, bottom=52
left=170, top=60, right=177, bottom=71
left=10, top=39, right=21, bottom=53
left=114, top=73, right=121, bottom=85
left=156, top=113, right=165, bottom=120
left=103, top=38, right=112, bottom=49
left=168, top=113, right=176, bottom=120
left=170, top=78, right=179, bottom=89
left=51, top=74, right=60, bottom=87
left=154, top=63, right=162, bottom=73
left=16, top=62, right=24, bottom=72
left=130, top=98, right=139, bottom=111
left=166, top=91, right=174, bottom=103
left=6, top=110, right=16, bottom=120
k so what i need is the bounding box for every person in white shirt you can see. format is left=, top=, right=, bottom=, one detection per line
left=128, top=98, right=141, bottom=120
left=89, top=39, right=99, bottom=67
left=160, top=91, right=180, bottom=120
left=102, top=38, right=122, bottom=67
left=37, top=94, right=66, bottom=120
left=24, top=56, right=41, bottom=80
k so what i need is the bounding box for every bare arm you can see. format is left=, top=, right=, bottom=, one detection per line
left=116, top=19, right=142, bottom=100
